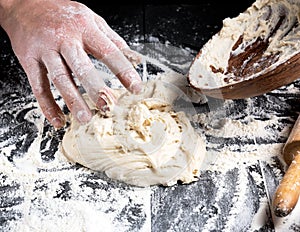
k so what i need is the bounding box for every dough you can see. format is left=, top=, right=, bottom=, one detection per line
left=61, top=80, right=206, bottom=187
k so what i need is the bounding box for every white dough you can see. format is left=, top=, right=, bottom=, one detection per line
left=61, top=80, right=206, bottom=187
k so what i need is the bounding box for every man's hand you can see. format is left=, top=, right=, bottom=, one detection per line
left=0, top=0, right=142, bottom=128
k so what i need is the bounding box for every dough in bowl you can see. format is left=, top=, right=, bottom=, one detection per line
left=61, top=80, right=206, bottom=187
left=188, top=0, right=300, bottom=99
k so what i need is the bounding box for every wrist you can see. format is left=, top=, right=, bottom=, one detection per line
left=0, top=0, right=18, bottom=22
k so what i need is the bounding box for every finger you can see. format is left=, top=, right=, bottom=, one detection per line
left=93, top=15, right=142, bottom=66
left=93, top=15, right=129, bottom=50
left=60, top=40, right=110, bottom=109
left=83, top=28, right=142, bottom=93
left=121, top=49, right=143, bottom=68
left=22, top=59, right=65, bottom=128
left=41, top=51, right=92, bottom=124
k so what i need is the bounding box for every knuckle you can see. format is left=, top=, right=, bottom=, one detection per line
left=49, top=70, right=69, bottom=84
left=68, top=8, right=93, bottom=27
left=31, top=85, right=46, bottom=97
left=97, top=16, right=107, bottom=25
left=73, top=14, right=86, bottom=25
left=42, top=106, right=57, bottom=117
left=68, top=57, right=93, bottom=80
left=100, top=45, right=119, bottom=60
left=72, top=63, right=91, bottom=79
left=60, top=41, right=93, bottom=79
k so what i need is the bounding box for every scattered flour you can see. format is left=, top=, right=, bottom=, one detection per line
left=1, top=36, right=298, bottom=231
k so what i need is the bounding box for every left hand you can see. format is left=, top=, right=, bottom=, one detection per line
left=0, top=0, right=142, bottom=128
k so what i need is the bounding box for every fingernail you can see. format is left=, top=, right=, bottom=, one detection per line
left=97, top=96, right=108, bottom=111
left=76, top=110, right=92, bottom=124
left=97, top=95, right=107, bottom=108
left=96, top=86, right=117, bottom=112
left=130, top=81, right=142, bottom=94
left=51, top=116, right=65, bottom=129
left=97, top=93, right=113, bottom=113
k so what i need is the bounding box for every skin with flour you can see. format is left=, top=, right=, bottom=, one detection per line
left=0, top=0, right=142, bottom=128
left=61, top=80, right=206, bottom=187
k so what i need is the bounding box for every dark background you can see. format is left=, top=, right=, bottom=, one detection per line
left=80, top=1, right=255, bottom=50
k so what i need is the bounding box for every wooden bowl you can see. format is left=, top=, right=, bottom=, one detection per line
left=187, top=0, right=300, bottom=100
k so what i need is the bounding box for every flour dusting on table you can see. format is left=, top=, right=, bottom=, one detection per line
left=1, top=36, right=300, bottom=231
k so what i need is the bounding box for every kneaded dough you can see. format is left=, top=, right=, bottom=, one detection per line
left=61, top=80, right=206, bottom=187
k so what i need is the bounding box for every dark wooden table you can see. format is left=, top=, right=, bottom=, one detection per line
left=1, top=1, right=300, bottom=231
